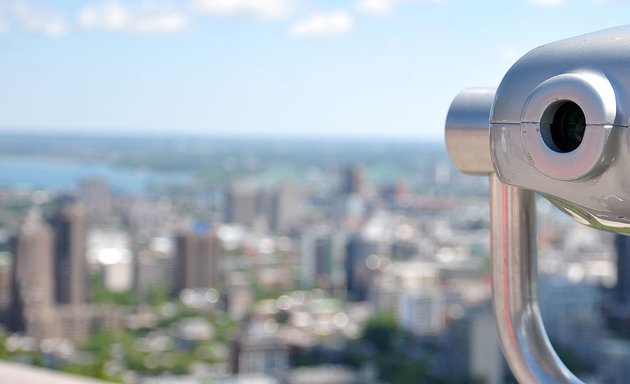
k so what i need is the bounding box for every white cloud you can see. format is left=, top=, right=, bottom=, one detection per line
left=357, top=0, right=444, bottom=16
left=358, top=0, right=394, bottom=15
left=192, top=0, right=294, bottom=20
left=0, top=0, right=68, bottom=37
left=289, top=11, right=353, bottom=39
left=78, top=1, right=188, bottom=34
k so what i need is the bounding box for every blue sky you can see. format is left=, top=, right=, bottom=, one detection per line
left=2, top=0, right=630, bottom=141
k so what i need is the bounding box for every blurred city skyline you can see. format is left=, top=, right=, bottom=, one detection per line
left=0, top=134, right=503, bottom=383
left=4, top=1, right=630, bottom=140
left=3, top=2, right=630, bottom=382
left=0, top=133, right=620, bottom=383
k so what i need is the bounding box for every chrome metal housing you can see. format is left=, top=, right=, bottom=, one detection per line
left=443, top=25, right=630, bottom=384
left=490, top=26, right=630, bottom=232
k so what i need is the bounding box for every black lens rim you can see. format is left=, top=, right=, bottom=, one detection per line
left=541, top=101, right=586, bottom=153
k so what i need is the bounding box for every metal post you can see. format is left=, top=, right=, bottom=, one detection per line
left=445, top=88, right=586, bottom=383
left=489, top=174, right=583, bottom=384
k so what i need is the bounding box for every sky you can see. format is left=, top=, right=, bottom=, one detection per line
left=2, top=1, right=630, bottom=141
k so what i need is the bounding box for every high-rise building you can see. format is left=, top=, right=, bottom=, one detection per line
left=88, top=229, right=133, bottom=292
left=605, top=234, right=630, bottom=336
left=442, top=303, right=504, bottom=384
left=49, top=200, right=88, bottom=305
left=8, top=203, right=123, bottom=343
left=345, top=234, right=377, bottom=301
left=539, top=275, right=603, bottom=363
left=225, top=272, right=253, bottom=321
left=369, top=260, right=445, bottom=335
left=398, top=288, right=445, bottom=336
left=615, top=234, right=630, bottom=305
left=225, top=184, right=259, bottom=227
left=135, top=237, right=175, bottom=296
left=270, top=182, right=302, bottom=233
left=599, top=339, right=630, bottom=384
left=0, top=252, right=11, bottom=316
left=342, top=166, right=365, bottom=196
left=8, top=210, right=59, bottom=338
left=225, top=182, right=302, bottom=233
left=300, top=231, right=317, bottom=289
left=173, top=224, right=221, bottom=296
left=300, top=228, right=345, bottom=291
left=79, top=178, right=112, bottom=220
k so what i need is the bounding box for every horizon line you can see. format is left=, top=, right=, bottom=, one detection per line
left=0, top=127, right=445, bottom=144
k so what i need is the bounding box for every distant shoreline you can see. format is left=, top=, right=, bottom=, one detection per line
left=0, top=129, right=444, bottom=145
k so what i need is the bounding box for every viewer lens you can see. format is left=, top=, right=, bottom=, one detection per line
left=550, top=102, right=586, bottom=153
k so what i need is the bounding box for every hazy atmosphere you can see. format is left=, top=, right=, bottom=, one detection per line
left=2, top=2, right=630, bottom=384
left=3, top=0, right=630, bottom=139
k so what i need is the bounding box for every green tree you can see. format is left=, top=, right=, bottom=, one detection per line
left=145, top=284, right=169, bottom=307
left=361, top=312, right=400, bottom=351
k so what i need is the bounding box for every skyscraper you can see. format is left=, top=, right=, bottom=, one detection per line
left=442, top=303, right=503, bottom=384
left=345, top=233, right=377, bottom=301
left=300, top=228, right=345, bottom=291
left=173, top=224, right=221, bottom=296
left=8, top=210, right=58, bottom=338
left=301, top=229, right=331, bottom=288
left=270, top=182, right=302, bottom=233
left=225, top=184, right=259, bottom=227
left=8, top=202, right=123, bottom=342
left=604, top=234, right=630, bottom=336
left=539, top=275, right=603, bottom=363
left=615, top=234, right=630, bottom=305
left=79, top=178, right=113, bottom=220
left=399, top=288, right=445, bottom=336
left=49, top=200, right=88, bottom=305
left=342, top=166, right=365, bottom=196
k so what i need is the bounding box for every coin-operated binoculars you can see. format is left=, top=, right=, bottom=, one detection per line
left=445, top=26, right=630, bottom=384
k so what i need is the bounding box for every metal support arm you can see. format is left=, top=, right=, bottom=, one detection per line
left=490, top=174, right=582, bottom=384
left=445, top=88, right=585, bottom=383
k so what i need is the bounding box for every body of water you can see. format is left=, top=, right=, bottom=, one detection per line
left=0, top=156, right=192, bottom=195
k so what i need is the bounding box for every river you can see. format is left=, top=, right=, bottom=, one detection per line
left=0, top=156, right=192, bottom=195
